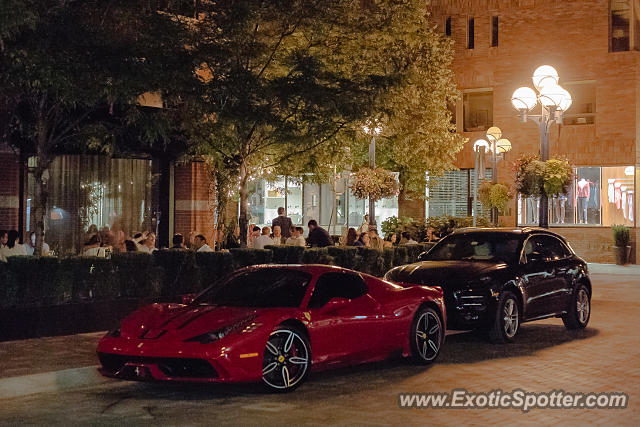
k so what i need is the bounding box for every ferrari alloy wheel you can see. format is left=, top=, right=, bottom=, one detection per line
left=410, top=307, right=443, bottom=364
left=262, top=327, right=310, bottom=392
left=562, top=284, right=590, bottom=330
left=488, top=291, right=520, bottom=344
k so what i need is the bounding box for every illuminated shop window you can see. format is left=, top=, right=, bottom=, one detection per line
left=26, top=155, right=158, bottom=255
left=247, top=176, right=398, bottom=233
left=517, top=166, right=635, bottom=227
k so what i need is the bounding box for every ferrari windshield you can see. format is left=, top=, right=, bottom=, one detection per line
left=194, top=268, right=311, bottom=308
left=425, top=233, right=522, bottom=264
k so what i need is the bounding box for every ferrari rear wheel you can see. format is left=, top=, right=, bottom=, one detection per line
left=410, top=306, right=443, bottom=364
left=262, top=327, right=310, bottom=392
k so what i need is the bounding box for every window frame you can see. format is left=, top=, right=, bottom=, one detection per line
left=467, top=17, right=475, bottom=49
left=491, top=16, right=499, bottom=47
left=307, top=272, right=368, bottom=309
left=521, top=234, right=572, bottom=264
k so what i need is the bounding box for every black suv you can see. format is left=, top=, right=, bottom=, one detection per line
left=385, top=228, right=591, bottom=343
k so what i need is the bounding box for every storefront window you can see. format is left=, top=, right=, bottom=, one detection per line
left=603, top=166, right=634, bottom=226
left=286, top=177, right=303, bottom=225
left=463, top=90, right=493, bottom=132
left=302, top=182, right=320, bottom=227
left=247, top=175, right=398, bottom=233
left=517, top=165, right=635, bottom=227
left=27, top=155, right=158, bottom=256
left=427, top=169, right=492, bottom=218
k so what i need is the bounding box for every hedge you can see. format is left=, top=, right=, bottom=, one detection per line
left=0, top=244, right=431, bottom=309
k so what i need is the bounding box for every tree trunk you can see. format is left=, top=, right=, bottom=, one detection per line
left=238, top=162, right=249, bottom=247
left=397, top=170, right=426, bottom=219
left=33, top=117, right=51, bottom=256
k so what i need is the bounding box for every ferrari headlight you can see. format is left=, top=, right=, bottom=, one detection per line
left=185, top=315, right=260, bottom=344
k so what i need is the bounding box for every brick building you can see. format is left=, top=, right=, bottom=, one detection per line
left=427, top=0, right=640, bottom=263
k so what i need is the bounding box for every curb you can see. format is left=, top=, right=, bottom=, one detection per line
left=588, top=263, right=640, bottom=275
left=0, top=366, right=112, bottom=399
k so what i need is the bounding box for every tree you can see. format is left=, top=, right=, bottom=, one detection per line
left=0, top=0, right=199, bottom=254
left=189, top=0, right=461, bottom=245
left=344, top=1, right=465, bottom=203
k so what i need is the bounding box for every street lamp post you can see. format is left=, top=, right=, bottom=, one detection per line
left=363, top=122, right=382, bottom=227
left=511, top=65, right=572, bottom=228
left=474, top=128, right=512, bottom=226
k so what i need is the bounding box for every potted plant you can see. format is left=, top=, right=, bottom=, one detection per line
left=611, top=225, right=631, bottom=265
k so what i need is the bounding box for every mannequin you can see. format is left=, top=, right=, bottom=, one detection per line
left=576, top=178, right=590, bottom=223
left=554, top=194, right=567, bottom=224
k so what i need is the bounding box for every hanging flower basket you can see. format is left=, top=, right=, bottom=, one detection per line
left=478, top=181, right=512, bottom=214
left=513, top=154, right=572, bottom=197
left=349, top=168, right=399, bottom=201
left=543, top=158, right=573, bottom=196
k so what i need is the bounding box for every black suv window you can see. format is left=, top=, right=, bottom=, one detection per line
left=524, top=235, right=570, bottom=262
left=308, top=272, right=367, bottom=309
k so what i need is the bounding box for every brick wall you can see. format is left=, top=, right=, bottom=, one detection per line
left=0, top=150, right=21, bottom=231
left=173, top=161, right=215, bottom=245
left=429, top=0, right=639, bottom=263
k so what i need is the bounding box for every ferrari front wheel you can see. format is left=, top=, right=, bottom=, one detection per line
left=262, top=327, right=311, bottom=392
left=410, top=306, right=443, bottom=364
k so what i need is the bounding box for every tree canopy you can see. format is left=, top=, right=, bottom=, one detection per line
left=0, top=0, right=200, bottom=253
left=188, top=0, right=464, bottom=242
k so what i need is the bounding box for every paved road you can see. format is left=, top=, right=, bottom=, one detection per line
left=1, top=265, right=639, bottom=426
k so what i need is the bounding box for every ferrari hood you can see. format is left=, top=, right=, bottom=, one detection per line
left=387, top=261, right=506, bottom=291
left=120, top=303, right=265, bottom=341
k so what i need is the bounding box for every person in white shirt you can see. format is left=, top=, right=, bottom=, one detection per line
left=83, top=234, right=106, bottom=257
left=253, top=226, right=275, bottom=250
left=193, top=234, right=214, bottom=252
left=286, top=227, right=307, bottom=247
left=358, top=215, right=370, bottom=235
left=141, top=232, right=157, bottom=253
left=0, top=230, right=27, bottom=260
left=25, top=231, right=50, bottom=256
left=272, top=225, right=283, bottom=245
left=247, top=226, right=261, bottom=248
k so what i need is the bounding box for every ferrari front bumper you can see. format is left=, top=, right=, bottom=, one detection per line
left=97, top=335, right=265, bottom=383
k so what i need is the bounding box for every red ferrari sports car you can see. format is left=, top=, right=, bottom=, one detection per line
left=97, top=264, right=445, bottom=391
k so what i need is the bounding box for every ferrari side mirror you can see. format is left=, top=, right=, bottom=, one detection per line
left=181, top=293, right=196, bottom=305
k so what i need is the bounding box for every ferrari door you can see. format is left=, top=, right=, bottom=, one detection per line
left=306, top=272, right=382, bottom=367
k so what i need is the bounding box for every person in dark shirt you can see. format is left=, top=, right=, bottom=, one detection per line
left=171, top=233, right=185, bottom=249
left=306, top=219, right=332, bottom=247
left=271, top=207, right=293, bottom=243
left=226, top=225, right=241, bottom=249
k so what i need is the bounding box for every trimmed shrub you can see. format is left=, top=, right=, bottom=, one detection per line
left=405, top=244, right=423, bottom=264
left=111, top=252, right=162, bottom=298
left=230, top=248, right=273, bottom=269
left=327, top=246, right=359, bottom=270
left=196, top=251, right=235, bottom=291
left=59, top=257, right=118, bottom=300
left=6, top=256, right=62, bottom=306
left=301, top=247, right=335, bottom=265
left=264, top=245, right=305, bottom=264
left=393, top=246, right=408, bottom=267
left=383, top=247, right=395, bottom=273
left=356, top=248, right=385, bottom=277
left=154, top=249, right=199, bottom=296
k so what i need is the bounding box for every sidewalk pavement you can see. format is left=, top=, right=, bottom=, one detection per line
left=0, top=263, right=637, bottom=400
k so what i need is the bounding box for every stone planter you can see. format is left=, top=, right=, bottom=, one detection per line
left=613, top=245, right=632, bottom=265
